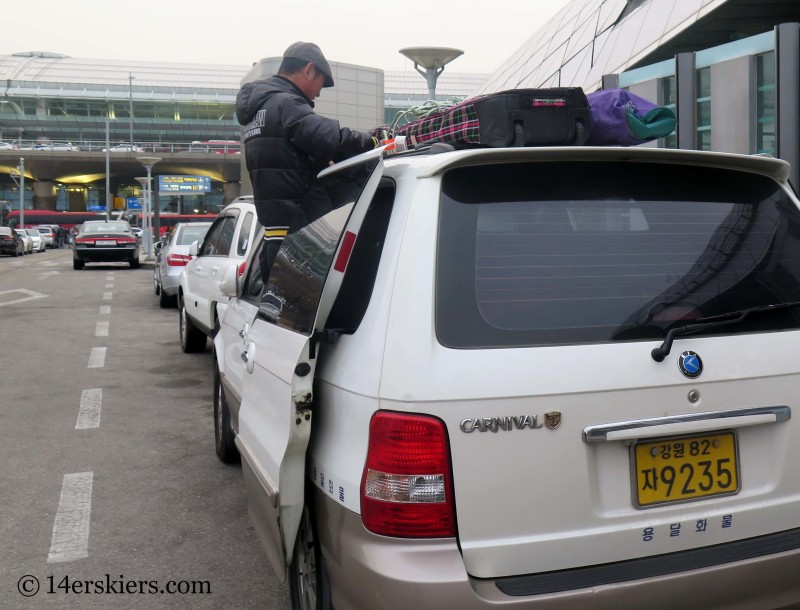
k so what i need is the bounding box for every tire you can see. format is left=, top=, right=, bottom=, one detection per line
left=154, top=274, right=160, bottom=295
left=130, top=257, right=140, bottom=269
left=12, top=247, right=19, bottom=257
left=179, top=296, right=207, bottom=353
left=159, top=287, right=176, bottom=308
left=289, top=501, right=331, bottom=610
left=213, top=359, right=239, bottom=463
left=73, top=257, right=84, bottom=269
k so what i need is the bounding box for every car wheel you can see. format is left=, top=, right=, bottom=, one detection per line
left=179, top=296, right=206, bottom=353
left=154, top=274, right=160, bottom=295
left=159, top=287, right=176, bottom=308
left=213, top=359, right=239, bottom=463
left=73, top=258, right=84, bottom=270
left=130, top=257, right=140, bottom=269
left=289, top=501, right=331, bottom=610
left=12, top=247, right=19, bottom=257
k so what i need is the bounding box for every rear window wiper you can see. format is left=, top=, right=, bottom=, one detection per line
left=651, top=301, right=800, bottom=362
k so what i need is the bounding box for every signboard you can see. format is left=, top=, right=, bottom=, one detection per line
left=158, top=175, right=211, bottom=193
left=87, top=205, right=107, bottom=212
left=126, top=196, right=141, bottom=210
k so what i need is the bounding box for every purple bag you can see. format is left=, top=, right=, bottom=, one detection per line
left=586, top=89, right=676, bottom=146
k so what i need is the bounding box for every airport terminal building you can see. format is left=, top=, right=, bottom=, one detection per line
left=2, top=0, right=800, bottom=213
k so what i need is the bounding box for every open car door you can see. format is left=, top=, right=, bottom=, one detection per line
left=235, top=149, right=386, bottom=579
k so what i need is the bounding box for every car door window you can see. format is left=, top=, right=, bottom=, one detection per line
left=260, top=157, right=380, bottom=335
left=200, top=212, right=238, bottom=257
left=200, top=217, right=226, bottom=256
left=237, top=212, right=254, bottom=256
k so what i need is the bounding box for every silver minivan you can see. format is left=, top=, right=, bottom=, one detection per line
left=215, top=146, right=800, bottom=609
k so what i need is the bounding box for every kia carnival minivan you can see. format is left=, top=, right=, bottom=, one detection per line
left=214, top=145, right=800, bottom=609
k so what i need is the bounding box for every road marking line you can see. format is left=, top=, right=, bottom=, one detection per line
left=95, top=321, right=109, bottom=337
left=99, top=305, right=111, bottom=315
left=104, top=283, right=114, bottom=288
left=102, top=292, right=112, bottom=300
left=87, top=347, right=106, bottom=368
left=48, top=472, right=93, bottom=563
left=76, top=389, right=102, bottom=430
left=0, top=288, right=48, bottom=307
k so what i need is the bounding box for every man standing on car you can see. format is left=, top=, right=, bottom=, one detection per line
left=236, top=41, right=378, bottom=282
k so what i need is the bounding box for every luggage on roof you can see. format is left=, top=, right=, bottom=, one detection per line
left=394, top=87, right=592, bottom=149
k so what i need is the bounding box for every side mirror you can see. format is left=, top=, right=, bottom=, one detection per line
left=189, top=240, right=199, bottom=256
left=218, top=265, right=238, bottom=297
left=154, top=241, right=162, bottom=253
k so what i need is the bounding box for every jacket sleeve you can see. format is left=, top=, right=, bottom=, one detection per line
left=283, top=97, right=374, bottom=167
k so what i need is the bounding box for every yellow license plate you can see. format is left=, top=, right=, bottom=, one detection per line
left=633, top=431, right=740, bottom=508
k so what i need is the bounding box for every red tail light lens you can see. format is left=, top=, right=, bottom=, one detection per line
left=75, top=237, right=95, bottom=245
left=166, top=253, right=193, bottom=266
left=237, top=261, right=247, bottom=277
left=360, top=412, right=456, bottom=538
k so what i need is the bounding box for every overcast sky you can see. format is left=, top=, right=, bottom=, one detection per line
left=1, top=0, right=574, bottom=74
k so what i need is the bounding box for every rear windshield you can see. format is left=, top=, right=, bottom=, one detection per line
left=436, top=161, right=800, bottom=348
left=176, top=225, right=210, bottom=245
left=82, top=223, right=129, bottom=233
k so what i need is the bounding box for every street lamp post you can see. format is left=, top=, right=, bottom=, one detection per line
left=137, top=156, right=161, bottom=260
left=9, top=157, right=24, bottom=228
left=134, top=176, right=149, bottom=255
left=128, top=74, right=135, bottom=150
left=105, top=117, right=111, bottom=221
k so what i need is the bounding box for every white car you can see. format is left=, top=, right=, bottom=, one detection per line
left=24, top=228, right=45, bottom=251
left=177, top=196, right=257, bottom=352
left=0, top=141, right=13, bottom=150
left=14, top=228, right=33, bottom=254
left=32, top=142, right=79, bottom=151
left=154, top=221, right=212, bottom=308
left=103, top=144, right=144, bottom=153
left=214, top=145, right=800, bottom=609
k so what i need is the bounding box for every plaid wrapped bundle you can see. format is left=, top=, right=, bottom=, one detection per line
left=395, top=98, right=481, bottom=146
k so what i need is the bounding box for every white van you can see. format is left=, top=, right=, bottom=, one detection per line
left=215, top=145, right=800, bottom=609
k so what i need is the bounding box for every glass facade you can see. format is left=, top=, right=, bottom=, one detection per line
left=696, top=67, right=711, bottom=151
left=756, top=51, right=776, bottom=155
left=660, top=75, right=677, bottom=149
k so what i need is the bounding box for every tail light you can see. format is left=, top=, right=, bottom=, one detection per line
left=237, top=261, right=247, bottom=277
left=117, top=237, right=137, bottom=244
left=75, top=237, right=95, bottom=245
left=360, top=412, right=456, bottom=538
left=166, top=253, right=192, bottom=266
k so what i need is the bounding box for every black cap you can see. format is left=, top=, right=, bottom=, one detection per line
left=283, top=41, right=334, bottom=88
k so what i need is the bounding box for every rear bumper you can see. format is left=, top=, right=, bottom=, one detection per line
left=74, top=246, right=137, bottom=262
left=311, top=488, right=800, bottom=610
left=160, top=268, right=183, bottom=295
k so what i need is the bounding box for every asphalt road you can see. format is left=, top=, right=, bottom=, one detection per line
left=0, top=248, right=290, bottom=608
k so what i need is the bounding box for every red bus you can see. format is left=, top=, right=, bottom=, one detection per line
left=6, top=209, right=110, bottom=229
left=127, top=212, right=219, bottom=237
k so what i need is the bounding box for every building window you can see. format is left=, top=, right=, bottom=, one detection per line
left=756, top=51, right=776, bottom=155
left=696, top=67, right=711, bottom=151
left=659, top=75, right=677, bottom=149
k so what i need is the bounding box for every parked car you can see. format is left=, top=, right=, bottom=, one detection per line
left=24, top=228, right=45, bottom=252
left=213, top=144, right=800, bottom=609
left=0, top=226, right=24, bottom=256
left=154, top=221, right=212, bottom=308
left=32, top=142, right=79, bottom=151
left=0, top=141, right=14, bottom=150
left=14, top=228, right=33, bottom=254
left=131, top=227, right=143, bottom=240
left=177, top=196, right=256, bottom=352
left=72, top=220, right=139, bottom=269
left=36, top=225, right=57, bottom=248
left=103, top=144, right=144, bottom=153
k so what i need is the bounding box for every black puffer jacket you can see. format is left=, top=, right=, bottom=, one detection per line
left=236, top=75, right=375, bottom=231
